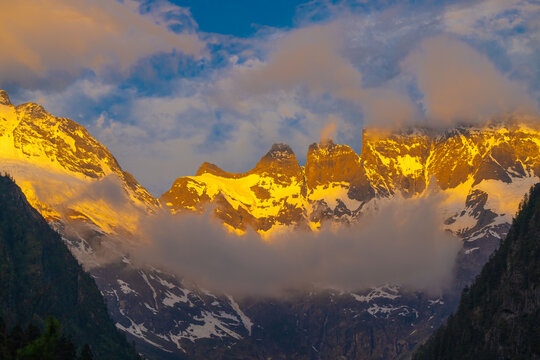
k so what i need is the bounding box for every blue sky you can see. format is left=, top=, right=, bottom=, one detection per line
left=170, top=0, right=308, bottom=36
left=1, top=0, right=539, bottom=194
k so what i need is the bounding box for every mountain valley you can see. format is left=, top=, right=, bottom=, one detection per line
left=0, top=89, right=539, bottom=359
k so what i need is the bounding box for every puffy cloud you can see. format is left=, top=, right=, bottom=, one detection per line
left=134, top=193, right=461, bottom=296
left=440, top=0, right=540, bottom=104
left=224, top=24, right=360, bottom=97
left=402, top=35, right=538, bottom=125
left=214, top=22, right=419, bottom=128
left=0, top=0, right=205, bottom=86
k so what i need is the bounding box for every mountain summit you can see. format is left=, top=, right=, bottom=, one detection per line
left=161, top=142, right=307, bottom=231
left=0, top=90, right=157, bottom=236
left=0, top=90, right=11, bottom=106
left=263, top=142, right=295, bottom=159
left=252, top=142, right=303, bottom=181
left=162, top=125, right=540, bottom=234
left=305, top=139, right=372, bottom=198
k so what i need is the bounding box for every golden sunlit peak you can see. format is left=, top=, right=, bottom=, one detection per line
left=162, top=120, right=540, bottom=235
left=0, top=90, right=12, bottom=106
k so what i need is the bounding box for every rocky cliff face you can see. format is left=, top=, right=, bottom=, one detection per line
left=161, top=142, right=308, bottom=233
left=162, top=123, right=540, bottom=237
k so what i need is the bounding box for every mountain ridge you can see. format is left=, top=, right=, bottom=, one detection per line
left=0, top=91, right=157, bottom=238
left=161, top=123, right=540, bottom=234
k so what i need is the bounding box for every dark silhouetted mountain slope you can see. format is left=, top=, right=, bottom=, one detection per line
left=414, top=183, right=540, bottom=360
left=0, top=174, right=140, bottom=360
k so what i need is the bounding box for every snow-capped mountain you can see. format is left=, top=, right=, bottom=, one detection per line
left=162, top=124, right=540, bottom=239
left=1, top=88, right=539, bottom=359
left=155, top=121, right=540, bottom=358
left=0, top=89, right=156, bottom=237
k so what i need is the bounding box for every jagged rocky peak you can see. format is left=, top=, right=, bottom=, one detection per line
left=196, top=161, right=236, bottom=178
left=16, top=102, right=51, bottom=119
left=0, top=89, right=12, bottom=106
left=265, top=142, right=295, bottom=160
left=0, top=94, right=158, bottom=211
left=308, top=138, right=339, bottom=154
left=192, top=142, right=303, bottom=186
left=305, top=139, right=367, bottom=188
left=251, top=142, right=303, bottom=180
left=359, top=129, right=432, bottom=197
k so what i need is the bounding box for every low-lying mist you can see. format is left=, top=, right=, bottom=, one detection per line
left=133, top=193, right=461, bottom=297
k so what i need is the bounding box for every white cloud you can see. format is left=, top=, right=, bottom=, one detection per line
left=17, top=78, right=116, bottom=118
left=212, top=21, right=418, bottom=128
left=135, top=193, right=461, bottom=295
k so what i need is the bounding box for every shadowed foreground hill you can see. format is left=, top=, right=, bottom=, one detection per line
left=414, top=183, right=540, bottom=360
left=0, top=174, right=139, bottom=359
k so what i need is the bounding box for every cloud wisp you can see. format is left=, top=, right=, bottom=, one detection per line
left=133, top=193, right=461, bottom=296
left=320, top=116, right=337, bottom=144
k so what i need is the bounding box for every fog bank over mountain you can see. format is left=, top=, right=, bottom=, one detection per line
left=135, top=193, right=460, bottom=296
